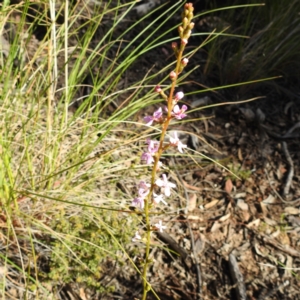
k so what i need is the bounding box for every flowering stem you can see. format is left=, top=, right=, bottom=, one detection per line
left=142, top=52, right=183, bottom=300
left=138, top=4, right=194, bottom=299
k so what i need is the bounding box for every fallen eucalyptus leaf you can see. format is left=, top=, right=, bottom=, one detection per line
left=225, top=178, right=233, bottom=194
left=284, top=207, right=300, bottom=215
left=237, top=199, right=249, bottom=211
left=219, top=213, right=231, bottom=222
left=187, top=193, right=197, bottom=212
left=247, top=218, right=260, bottom=228
left=204, top=199, right=219, bottom=209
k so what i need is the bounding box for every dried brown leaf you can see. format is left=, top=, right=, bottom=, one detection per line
left=260, top=202, right=268, bottom=216
left=276, top=232, right=290, bottom=245
left=183, top=180, right=202, bottom=191
left=284, top=256, right=293, bottom=278
left=219, top=213, right=231, bottom=222
left=187, top=215, right=203, bottom=221
left=262, top=194, right=276, bottom=204
left=187, top=193, right=197, bottom=212
left=211, top=221, right=222, bottom=232
left=225, top=178, right=233, bottom=194
left=237, top=199, right=249, bottom=211
left=254, top=243, right=268, bottom=257
left=247, top=219, right=260, bottom=228
left=194, top=234, right=206, bottom=256
left=79, top=288, right=88, bottom=300
left=242, top=211, right=251, bottom=222
left=284, top=207, right=300, bottom=215
left=204, top=199, right=219, bottom=209
left=264, top=217, right=277, bottom=226
left=238, top=148, right=243, bottom=161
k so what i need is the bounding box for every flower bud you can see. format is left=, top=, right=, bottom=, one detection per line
left=181, top=38, right=188, bottom=45
left=184, top=31, right=191, bottom=40
left=171, top=42, right=178, bottom=49
left=189, top=22, right=195, bottom=30
left=174, top=91, right=184, bottom=101
left=169, top=71, right=177, bottom=80
left=183, top=9, right=189, bottom=18
left=182, top=17, right=188, bottom=28
left=182, top=57, right=189, bottom=66
left=171, top=41, right=179, bottom=57
left=155, top=85, right=162, bottom=93
left=185, top=3, right=193, bottom=10
left=178, top=26, right=184, bottom=37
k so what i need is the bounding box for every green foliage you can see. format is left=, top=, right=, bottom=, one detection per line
left=0, top=0, right=170, bottom=281
left=200, top=0, right=300, bottom=95
left=226, top=162, right=252, bottom=181
left=49, top=208, right=136, bottom=290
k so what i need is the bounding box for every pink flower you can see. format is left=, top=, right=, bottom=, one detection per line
left=138, top=181, right=150, bottom=198
left=174, top=91, right=184, bottom=101
left=155, top=174, right=176, bottom=197
left=138, top=181, right=150, bottom=190
left=141, top=139, right=159, bottom=165
left=144, top=107, right=163, bottom=126
left=172, top=104, right=187, bottom=120
left=153, top=193, right=167, bottom=205
left=146, top=139, right=159, bottom=154
left=132, top=197, right=145, bottom=210
left=154, top=220, right=167, bottom=232
left=169, top=131, right=187, bottom=153
left=132, top=181, right=151, bottom=209
left=141, top=152, right=154, bottom=164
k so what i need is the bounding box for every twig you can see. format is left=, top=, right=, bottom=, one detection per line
left=228, top=253, right=247, bottom=300
left=247, top=227, right=300, bottom=258
left=283, top=121, right=300, bottom=138
left=172, top=157, right=202, bottom=299
left=155, top=231, right=188, bottom=260
left=264, top=169, right=300, bottom=204
left=264, top=121, right=300, bottom=199
left=281, top=141, right=294, bottom=197
left=281, top=121, right=300, bottom=197
left=258, top=280, right=290, bottom=300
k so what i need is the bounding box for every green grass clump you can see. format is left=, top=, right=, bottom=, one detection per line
left=49, top=208, right=134, bottom=291
left=0, top=0, right=186, bottom=297
left=199, top=0, right=300, bottom=96
left=226, top=162, right=252, bottom=181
